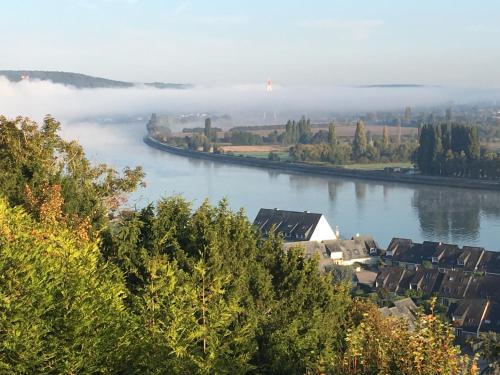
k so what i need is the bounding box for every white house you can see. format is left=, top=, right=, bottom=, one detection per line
left=253, top=208, right=338, bottom=242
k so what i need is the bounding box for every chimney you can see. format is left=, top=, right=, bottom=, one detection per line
left=335, top=226, right=340, bottom=238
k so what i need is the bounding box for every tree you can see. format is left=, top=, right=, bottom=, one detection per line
left=480, top=332, right=500, bottom=370
left=204, top=117, right=212, bottom=138
left=342, top=299, right=478, bottom=375
left=382, top=125, right=390, bottom=147
left=396, top=118, right=402, bottom=145
left=328, top=123, right=337, bottom=149
left=352, top=121, right=367, bottom=160
left=0, top=198, right=132, bottom=373
left=0, top=115, right=144, bottom=237
left=404, top=106, right=412, bottom=122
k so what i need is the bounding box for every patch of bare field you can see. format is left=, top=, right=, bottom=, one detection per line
left=485, top=142, right=500, bottom=151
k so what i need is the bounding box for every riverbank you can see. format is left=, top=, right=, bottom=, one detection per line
left=144, top=136, right=500, bottom=191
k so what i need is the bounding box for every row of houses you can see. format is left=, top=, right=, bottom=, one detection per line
left=385, top=237, right=500, bottom=275
left=252, top=208, right=500, bottom=339
left=376, top=266, right=500, bottom=338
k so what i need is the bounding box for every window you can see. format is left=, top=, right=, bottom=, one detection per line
left=457, top=259, right=465, bottom=266
left=432, top=257, right=439, bottom=263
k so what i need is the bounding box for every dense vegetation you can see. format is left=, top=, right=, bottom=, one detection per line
left=415, top=123, right=500, bottom=179
left=0, top=115, right=479, bottom=374
left=289, top=120, right=416, bottom=165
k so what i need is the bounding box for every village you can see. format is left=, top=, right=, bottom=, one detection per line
left=253, top=207, right=500, bottom=350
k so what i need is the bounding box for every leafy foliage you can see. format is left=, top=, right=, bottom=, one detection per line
left=0, top=115, right=144, bottom=236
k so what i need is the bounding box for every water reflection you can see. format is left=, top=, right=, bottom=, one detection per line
left=411, top=188, right=500, bottom=244
left=355, top=182, right=366, bottom=201
left=328, top=181, right=337, bottom=201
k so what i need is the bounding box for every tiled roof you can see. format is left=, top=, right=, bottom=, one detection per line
left=253, top=208, right=323, bottom=242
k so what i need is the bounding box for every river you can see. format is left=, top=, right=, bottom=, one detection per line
left=65, top=121, right=500, bottom=251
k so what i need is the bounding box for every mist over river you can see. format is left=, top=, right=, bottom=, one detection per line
left=64, top=121, right=500, bottom=251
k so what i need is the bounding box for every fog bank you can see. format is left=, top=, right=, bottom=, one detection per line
left=2, top=77, right=500, bottom=124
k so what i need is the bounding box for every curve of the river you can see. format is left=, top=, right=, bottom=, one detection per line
left=66, top=122, right=500, bottom=251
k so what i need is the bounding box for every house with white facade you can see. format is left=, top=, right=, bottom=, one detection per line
left=253, top=208, right=338, bottom=242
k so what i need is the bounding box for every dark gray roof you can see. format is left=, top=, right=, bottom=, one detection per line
left=253, top=208, right=323, bottom=242
left=481, top=302, right=500, bottom=334
left=465, top=274, right=500, bottom=301
left=391, top=241, right=439, bottom=264
left=386, top=238, right=413, bottom=255
left=408, top=268, right=443, bottom=296
left=451, top=299, right=489, bottom=333
left=477, top=251, right=500, bottom=275
left=376, top=267, right=410, bottom=294
left=323, top=238, right=371, bottom=261
left=355, top=270, right=378, bottom=286
left=438, top=271, right=472, bottom=300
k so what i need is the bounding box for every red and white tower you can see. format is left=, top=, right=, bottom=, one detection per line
left=266, top=79, right=273, bottom=92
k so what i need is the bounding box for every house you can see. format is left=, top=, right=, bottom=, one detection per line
left=323, top=235, right=380, bottom=266
left=451, top=299, right=491, bottom=339
left=376, top=267, right=411, bottom=295
left=384, top=238, right=488, bottom=274
left=355, top=269, right=378, bottom=288
left=387, top=239, right=439, bottom=269
left=431, top=244, right=485, bottom=273
left=408, top=268, right=443, bottom=296
left=281, top=241, right=334, bottom=273
left=253, top=208, right=337, bottom=242
left=379, top=298, right=418, bottom=330
left=464, top=273, right=500, bottom=302
left=385, top=238, right=412, bottom=258
left=438, top=270, right=473, bottom=305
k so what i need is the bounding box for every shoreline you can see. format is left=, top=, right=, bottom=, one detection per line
left=144, top=135, right=500, bottom=191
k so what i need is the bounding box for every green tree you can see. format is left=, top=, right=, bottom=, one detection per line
left=328, top=123, right=337, bottom=149
left=204, top=117, right=211, bottom=138
left=352, top=121, right=367, bottom=160
left=0, top=198, right=132, bottom=374
left=0, top=115, right=144, bottom=236
left=382, top=125, right=389, bottom=147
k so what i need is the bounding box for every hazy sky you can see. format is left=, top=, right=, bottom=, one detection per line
left=2, top=0, right=500, bottom=86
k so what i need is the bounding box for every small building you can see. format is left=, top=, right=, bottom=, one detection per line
left=379, top=298, right=418, bottom=330
left=355, top=269, right=378, bottom=288
left=323, top=235, right=380, bottom=266
left=253, top=208, right=337, bottom=242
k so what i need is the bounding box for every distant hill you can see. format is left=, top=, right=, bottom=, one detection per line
left=0, top=70, right=191, bottom=89
left=357, top=84, right=430, bottom=89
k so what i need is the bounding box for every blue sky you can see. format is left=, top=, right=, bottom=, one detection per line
left=1, top=0, right=500, bottom=86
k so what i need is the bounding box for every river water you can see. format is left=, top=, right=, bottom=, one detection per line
left=65, top=121, right=500, bottom=251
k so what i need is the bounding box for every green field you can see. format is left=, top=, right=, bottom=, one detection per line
left=234, top=151, right=291, bottom=160
left=343, top=162, right=413, bottom=170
